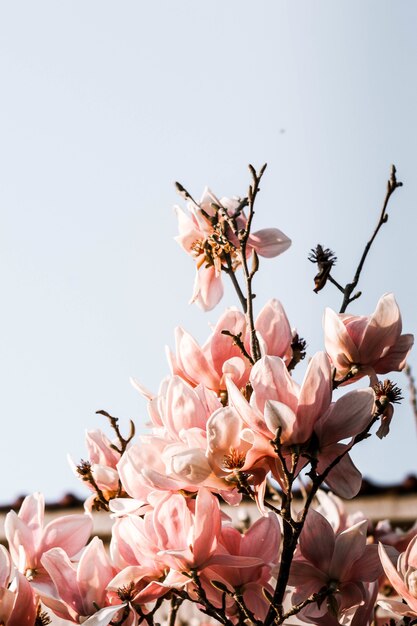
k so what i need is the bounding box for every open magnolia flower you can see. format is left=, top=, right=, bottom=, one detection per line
left=324, top=293, right=413, bottom=383
left=167, top=299, right=293, bottom=395
left=4, top=493, right=92, bottom=583
left=379, top=535, right=417, bottom=619
left=289, top=510, right=382, bottom=624
left=175, top=187, right=291, bottom=310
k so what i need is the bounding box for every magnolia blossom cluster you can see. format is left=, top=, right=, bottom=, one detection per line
left=1, top=175, right=416, bottom=626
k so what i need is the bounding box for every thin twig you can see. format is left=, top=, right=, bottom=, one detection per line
left=190, top=571, right=235, bottom=626
left=221, top=329, right=254, bottom=364
left=339, top=165, right=402, bottom=313
left=265, top=407, right=381, bottom=626
left=238, top=164, right=267, bottom=362
left=96, top=410, right=135, bottom=455
left=234, top=590, right=263, bottom=625
left=281, top=586, right=332, bottom=621
left=222, top=254, right=247, bottom=311
left=168, top=596, right=183, bottom=626
left=264, top=447, right=300, bottom=625
left=76, top=460, right=109, bottom=510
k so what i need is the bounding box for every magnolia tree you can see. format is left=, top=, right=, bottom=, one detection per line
left=2, top=165, right=417, bottom=626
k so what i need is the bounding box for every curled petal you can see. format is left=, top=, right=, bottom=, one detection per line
left=191, top=266, right=224, bottom=311
left=359, top=293, right=402, bottom=363
left=323, top=308, right=360, bottom=372
left=255, top=299, right=292, bottom=359
left=318, top=448, right=363, bottom=499
left=248, top=228, right=291, bottom=258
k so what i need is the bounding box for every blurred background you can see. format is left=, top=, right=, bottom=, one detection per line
left=1, top=1, right=416, bottom=503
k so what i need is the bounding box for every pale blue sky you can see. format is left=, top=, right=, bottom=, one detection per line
left=1, top=1, right=416, bottom=503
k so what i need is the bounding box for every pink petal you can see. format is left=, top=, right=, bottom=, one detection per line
left=207, top=554, right=264, bottom=567
left=255, top=299, right=292, bottom=357
left=0, top=545, right=11, bottom=588
left=0, top=587, right=15, bottom=625
left=134, top=579, right=171, bottom=603
left=210, top=308, right=247, bottom=373
left=191, top=266, right=224, bottom=311
left=226, top=377, right=267, bottom=436
left=318, top=446, right=363, bottom=499
left=404, top=534, right=417, bottom=569
left=316, top=388, right=375, bottom=446
left=250, top=355, right=299, bottom=414
left=82, top=605, right=128, bottom=626
left=16, top=492, right=44, bottom=529
left=4, top=511, right=35, bottom=570
left=41, top=547, right=82, bottom=617
left=289, top=560, right=327, bottom=592
left=242, top=513, right=281, bottom=563
left=207, top=406, right=245, bottom=462
left=77, top=537, right=114, bottom=615
left=379, top=542, right=417, bottom=612
left=108, top=565, right=149, bottom=590
left=323, top=308, right=360, bottom=371
left=41, top=514, right=93, bottom=558
left=222, top=356, right=247, bottom=387
left=174, top=205, right=202, bottom=253
left=296, top=352, right=332, bottom=441
left=174, top=328, right=219, bottom=389
left=264, top=400, right=297, bottom=442
left=165, top=376, right=209, bottom=434
left=169, top=447, right=214, bottom=485
left=300, top=508, right=335, bottom=571
left=347, top=544, right=382, bottom=582
left=153, top=494, right=190, bottom=553
left=359, top=293, right=402, bottom=362
left=337, top=580, right=366, bottom=613
left=242, top=583, right=270, bottom=620
left=375, top=333, right=414, bottom=373
left=248, top=228, right=291, bottom=258
left=7, top=572, right=37, bottom=626
left=193, top=488, right=221, bottom=566
left=378, top=597, right=417, bottom=617
left=329, top=520, right=367, bottom=581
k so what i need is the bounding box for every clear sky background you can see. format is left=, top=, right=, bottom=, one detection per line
left=1, top=1, right=416, bottom=504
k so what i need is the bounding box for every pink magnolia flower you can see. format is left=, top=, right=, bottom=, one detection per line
left=0, top=545, right=37, bottom=626
left=40, top=537, right=116, bottom=623
left=167, top=299, right=293, bottom=394
left=149, top=488, right=262, bottom=576
left=323, top=293, right=413, bottom=383
left=289, top=510, right=382, bottom=624
left=107, top=511, right=180, bottom=607
left=209, top=353, right=374, bottom=500
left=151, top=488, right=223, bottom=573
left=175, top=187, right=291, bottom=310
left=378, top=534, right=417, bottom=619
left=5, top=492, right=93, bottom=582
left=220, top=353, right=332, bottom=479
left=203, top=513, right=281, bottom=621
left=116, top=377, right=241, bottom=511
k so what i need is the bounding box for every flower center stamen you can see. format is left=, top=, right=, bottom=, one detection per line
left=223, top=447, right=246, bottom=470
